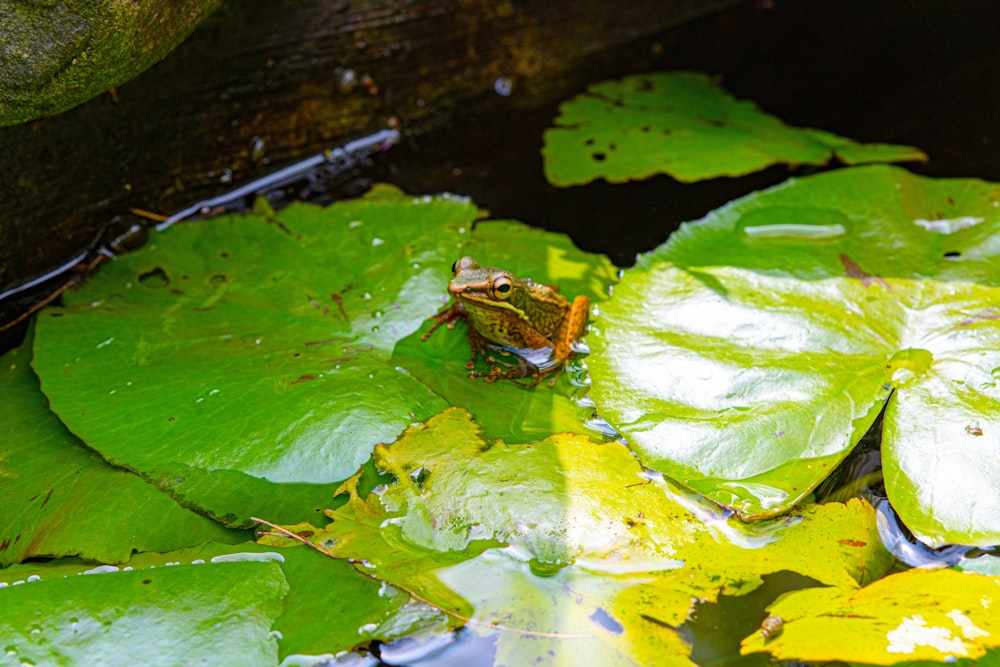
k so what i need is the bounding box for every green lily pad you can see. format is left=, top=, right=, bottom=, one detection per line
left=543, top=71, right=926, bottom=186
left=0, top=556, right=287, bottom=666
left=31, top=185, right=616, bottom=527
left=0, top=541, right=446, bottom=660
left=741, top=568, right=1000, bottom=664
left=0, top=342, right=242, bottom=567
left=587, top=164, right=1000, bottom=546
left=260, top=408, right=891, bottom=667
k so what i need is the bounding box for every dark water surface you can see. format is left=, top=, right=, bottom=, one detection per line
left=379, top=0, right=1000, bottom=266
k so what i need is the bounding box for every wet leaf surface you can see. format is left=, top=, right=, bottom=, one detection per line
left=30, top=186, right=616, bottom=526
left=0, top=343, right=243, bottom=567
left=741, top=568, right=1000, bottom=665
left=0, top=556, right=286, bottom=666
left=588, top=165, right=1000, bottom=546
left=0, top=541, right=443, bottom=660
left=543, top=71, right=926, bottom=186
left=260, top=408, right=891, bottom=667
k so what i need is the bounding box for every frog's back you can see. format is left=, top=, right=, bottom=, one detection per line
left=512, top=281, right=569, bottom=339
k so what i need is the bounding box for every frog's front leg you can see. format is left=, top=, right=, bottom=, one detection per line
left=421, top=301, right=466, bottom=340
left=464, top=324, right=499, bottom=370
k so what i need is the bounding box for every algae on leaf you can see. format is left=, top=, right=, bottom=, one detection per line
left=260, top=408, right=891, bottom=667
left=588, top=164, right=1000, bottom=547
left=741, top=568, right=1000, bottom=665
left=0, top=343, right=242, bottom=567
left=543, top=71, right=926, bottom=186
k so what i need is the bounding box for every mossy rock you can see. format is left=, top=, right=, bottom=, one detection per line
left=0, top=0, right=223, bottom=126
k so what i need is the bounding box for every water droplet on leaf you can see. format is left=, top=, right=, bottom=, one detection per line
left=528, top=559, right=568, bottom=577
left=737, top=207, right=850, bottom=241
left=883, top=348, right=934, bottom=387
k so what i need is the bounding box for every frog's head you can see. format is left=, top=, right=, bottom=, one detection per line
left=447, top=256, right=525, bottom=315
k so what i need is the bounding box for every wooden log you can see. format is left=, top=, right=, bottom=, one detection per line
left=0, top=0, right=741, bottom=297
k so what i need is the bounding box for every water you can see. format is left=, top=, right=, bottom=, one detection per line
left=3, top=2, right=1000, bottom=665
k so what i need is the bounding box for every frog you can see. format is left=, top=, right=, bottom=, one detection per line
left=421, top=256, right=590, bottom=383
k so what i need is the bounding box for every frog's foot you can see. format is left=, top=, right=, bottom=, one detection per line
left=540, top=363, right=567, bottom=387
left=469, top=356, right=540, bottom=383
left=421, top=302, right=465, bottom=341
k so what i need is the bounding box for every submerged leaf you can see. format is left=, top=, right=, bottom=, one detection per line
left=0, top=343, right=242, bottom=567
left=261, top=408, right=890, bottom=666
left=31, top=186, right=616, bottom=526
left=543, top=71, right=926, bottom=186
left=588, top=164, right=1000, bottom=546
left=741, top=568, right=1000, bottom=665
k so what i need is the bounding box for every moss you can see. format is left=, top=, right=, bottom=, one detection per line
left=0, top=0, right=223, bottom=126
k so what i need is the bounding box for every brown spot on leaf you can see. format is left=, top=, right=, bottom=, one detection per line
left=331, top=293, right=349, bottom=322
left=958, top=308, right=1000, bottom=327
left=838, top=539, right=867, bottom=547
left=839, top=254, right=891, bottom=290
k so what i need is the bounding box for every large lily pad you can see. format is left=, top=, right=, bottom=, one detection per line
left=261, top=408, right=891, bottom=667
left=31, top=185, right=616, bottom=526
left=0, top=557, right=287, bottom=666
left=0, top=343, right=242, bottom=567
left=741, top=568, right=1000, bottom=665
left=587, top=164, right=1000, bottom=546
left=0, top=541, right=444, bottom=660
left=543, top=71, right=926, bottom=186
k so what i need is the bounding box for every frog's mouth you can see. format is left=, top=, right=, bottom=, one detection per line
left=450, top=285, right=526, bottom=317
left=448, top=283, right=486, bottom=299
left=457, top=292, right=524, bottom=314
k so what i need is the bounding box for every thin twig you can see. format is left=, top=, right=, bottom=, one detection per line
left=0, top=255, right=103, bottom=332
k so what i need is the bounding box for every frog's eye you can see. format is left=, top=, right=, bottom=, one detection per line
left=491, top=275, right=514, bottom=300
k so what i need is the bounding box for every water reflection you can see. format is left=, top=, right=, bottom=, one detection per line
left=872, top=497, right=977, bottom=568
left=649, top=471, right=801, bottom=549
